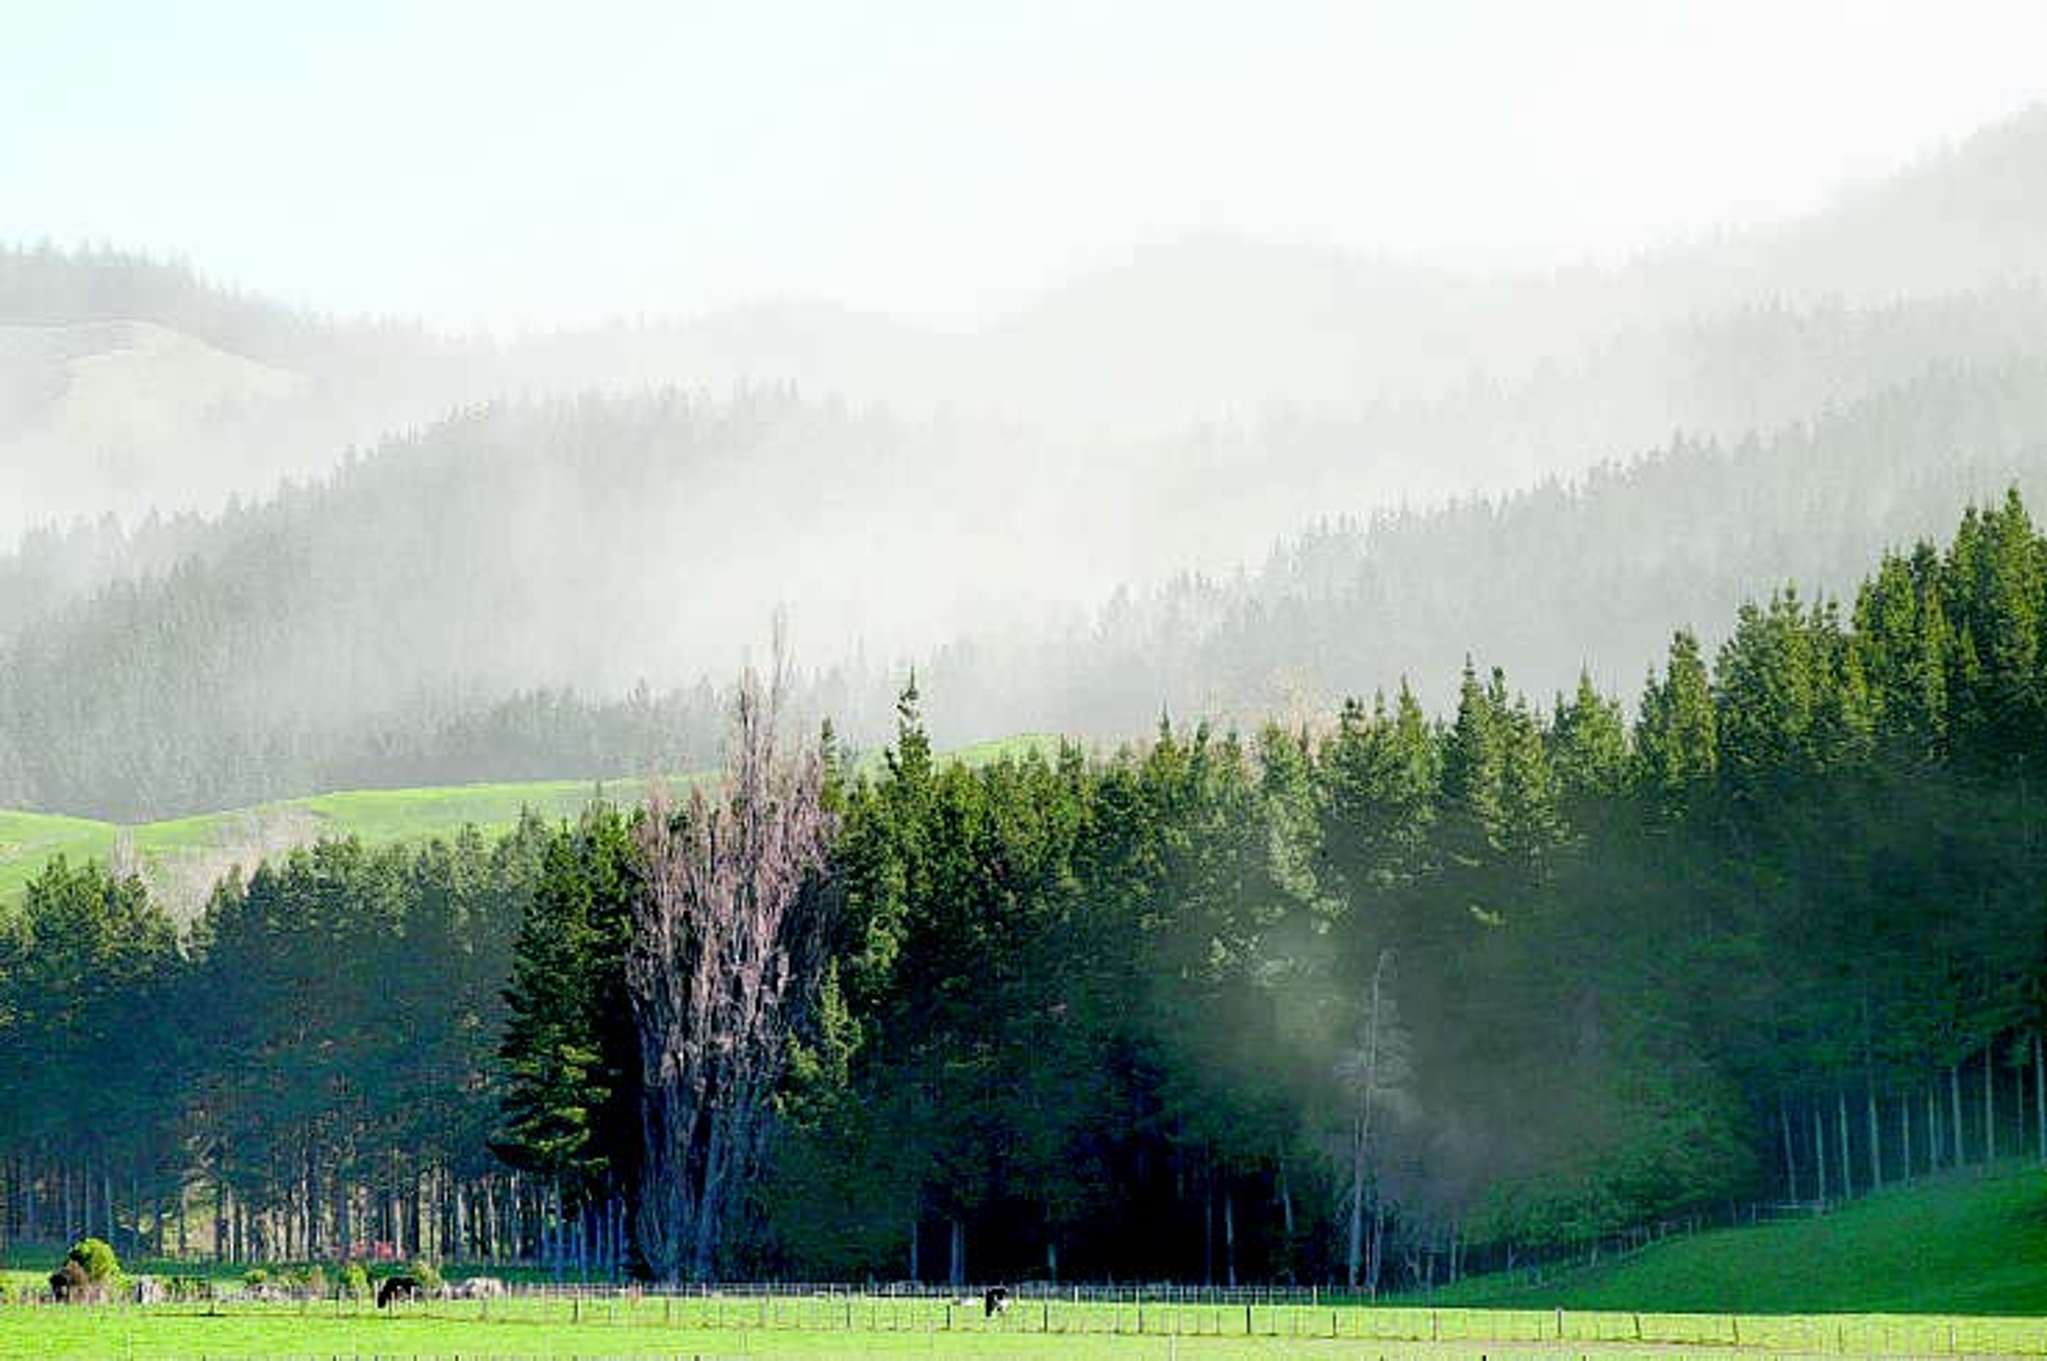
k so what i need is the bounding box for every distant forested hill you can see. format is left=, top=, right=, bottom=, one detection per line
left=8, top=108, right=2047, bottom=817
left=7, top=353, right=2047, bottom=821
left=9, top=105, right=2047, bottom=531
left=925, top=360, right=2047, bottom=744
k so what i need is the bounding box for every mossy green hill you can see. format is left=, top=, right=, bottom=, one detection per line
left=0, top=734, right=1062, bottom=916
left=1432, top=1167, right=2047, bottom=1316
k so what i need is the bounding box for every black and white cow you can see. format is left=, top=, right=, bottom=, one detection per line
left=376, top=1274, right=423, bottom=1308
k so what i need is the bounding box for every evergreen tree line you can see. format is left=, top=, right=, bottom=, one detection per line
left=4, top=497, right=2047, bottom=1285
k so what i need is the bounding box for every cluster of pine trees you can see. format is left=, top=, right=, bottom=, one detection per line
left=0, top=831, right=551, bottom=1266
left=3, top=496, right=2047, bottom=1285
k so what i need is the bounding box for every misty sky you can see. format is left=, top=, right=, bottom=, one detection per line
left=8, top=0, right=2045, bottom=332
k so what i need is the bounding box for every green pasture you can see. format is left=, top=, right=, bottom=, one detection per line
left=0, top=1293, right=2043, bottom=1360
left=0, top=811, right=117, bottom=904
left=1430, top=1167, right=2047, bottom=1316
left=6, top=1165, right=2046, bottom=1360
left=0, top=733, right=1065, bottom=914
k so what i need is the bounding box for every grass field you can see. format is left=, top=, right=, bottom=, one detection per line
left=0, top=810, right=118, bottom=905
left=0, top=1291, right=2043, bottom=1360
left=0, top=734, right=1063, bottom=916
left=1428, top=1166, right=2047, bottom=1316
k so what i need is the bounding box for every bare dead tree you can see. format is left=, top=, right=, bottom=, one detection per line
left=1339, top=947, right=1408, bottom=1291
left=628, top=641, right=837, bottom=1281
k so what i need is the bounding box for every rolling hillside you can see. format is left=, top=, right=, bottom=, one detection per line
left=9, top=106, right=2047, bottom=821
left=1434, top=1169, right=2047, bottom=1315
left=0, top=733, right=1060, bottom=917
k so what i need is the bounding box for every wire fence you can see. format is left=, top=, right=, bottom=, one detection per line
left=9, top=1288, right=2047, bottom=1356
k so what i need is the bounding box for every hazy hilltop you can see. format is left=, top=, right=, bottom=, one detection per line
left=1667, top=102, right=2047, bottom=306
left=9, top=105, right=2047, bottom=535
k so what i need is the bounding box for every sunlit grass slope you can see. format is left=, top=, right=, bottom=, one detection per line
left=0, top=734, right=1066, bottom=911
left=0, top=811, right=119, bottom=904
left=1429, top=1167, right=2047, bottom=1315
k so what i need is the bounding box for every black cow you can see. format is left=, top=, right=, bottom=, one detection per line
left=376, top=1274, right=423, bottom=1308
left=984, top=1285, right=1012, bottom=1319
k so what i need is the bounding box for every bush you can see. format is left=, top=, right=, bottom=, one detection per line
left=339, top=1261, right=371, bottom=1300
left=302, top=1263, right=328, bottom=1297
left=66, top=1237, right=120, bottom=1284
left=242, top=1266, right=269, bottom=1288
left=408, top=1258, right=444, bottom=1295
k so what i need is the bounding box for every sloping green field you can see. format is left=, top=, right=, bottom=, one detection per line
left=0, top=810, right=119, bottom=904
left=1428, top=1166, right=2047, bottom=1315
left=0, top=735, right=1064, bottom=915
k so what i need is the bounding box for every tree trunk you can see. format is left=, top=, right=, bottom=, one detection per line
left=1901, top=1092, right=1912, bottom=1183
left=1346, top=949, right=1392, bottom=1289
left=1277, top=1154, right=1293, bottom=1244
left=1865, top=1082, right=1883, bottom=1191
left=1951, top=1062, right=1965, bottom=1167
left=1780, top=1099, right=1798, bottom=1200
left=1929, top=1082, right=1942, bottom=1169
left=1985, top=1042, right=1997, bottom=1166
left=1837, top=1088, right=1853, bottom=1199
left=1813, top=1102, right=1828, bottom=1203
left=2035, top=1032, right=2045, bottom=1165
left=1202, top=1171, right=1215, bottom=1287
left=909, top=1215, right=920, bottom=1283
left=948, top=1217, right=965, bottom=1288
left=1367, top=1198, right=1386, bottom=1298
left=1223, top=1180, right=1237, bottom=1289
left=2019, top=1049, right=2029, bottom=1170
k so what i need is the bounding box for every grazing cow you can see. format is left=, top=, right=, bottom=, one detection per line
left=376, top=1274, right=423, bottom=1308
left=48, top=1261, right=101, bottom=1304
left=984, top=1285, right=1012, bottom=1319
left=457, top=1276, right=507, bottom=1299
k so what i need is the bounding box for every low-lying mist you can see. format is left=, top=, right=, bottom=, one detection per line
left=4, top=108, right=2047, bottom=820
